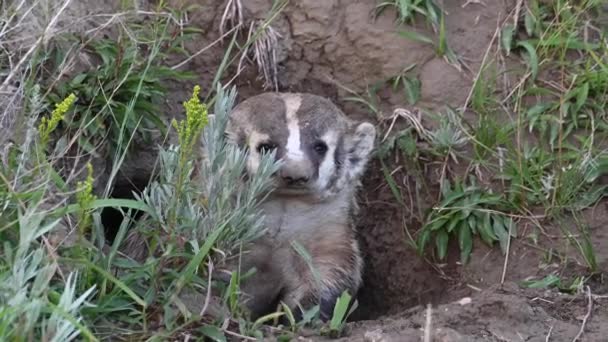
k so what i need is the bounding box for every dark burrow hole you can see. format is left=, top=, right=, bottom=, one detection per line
left=100, top=176, right=149, bottom=244
left=347, top=162, right=460, bottom=322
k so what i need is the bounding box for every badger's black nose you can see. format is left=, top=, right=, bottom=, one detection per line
left=279, top=160, right=312, bottom=186
left=282, top=175, right=309, bottom=185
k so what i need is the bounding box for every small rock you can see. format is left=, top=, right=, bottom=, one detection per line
left=364, top=329, right=390, bottom=342
left=434, top=327, right=465, bottom=342
left=457, top=297, right=472, bottom=305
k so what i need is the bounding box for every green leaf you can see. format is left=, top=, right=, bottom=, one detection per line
left=503, top=216, right=517, bottom=237
left=199, top=325, right=227, bottom=342
left=516, top=41, right=539, bottom=81
left=446, top=216, right=460, bottom=233
left=549, top=119, right=559, bottom=149
left=458, top=221, right=473, bottom=264
left=427, top=216, right=448, bottom=231
left=467, top=215, right=477, bottom=235
left=417, top=228, right=432, bottom=255
left=398, top=30, right=435, bottom=45
left=436, top=230, right=449, bottom=260
left=381, top=160, right=405, bottom=206
left=492, top=216, right=509, bottom=254
left=440, top=188, right=468, bottom=206
left=521, top=274, right=560, bottom=289
left=574, top=82, right=589, bottom=113
left=252, top=312, right=286, bottom=331
left=70, top=73, right=88, bottom=86
left=403, top=77, right=421, bottom=105
left=524, top=10, right=536, bottom=37
left=477, top=212, right=498, bottom=245
left=396, top=130, right=417, bottom=157
left=171, top=217, right=231, bottom=296
left=62, top=258, right=146, bottom=307
left=330, top=291, right=352, bottom=332
left=501, top=25, right=515, bottom=55
left=59, top=198, right=155, bottom=217
left=526, top=103, right=551, bottom=132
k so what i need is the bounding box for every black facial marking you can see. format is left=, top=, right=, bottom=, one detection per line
left=293, top=96, right=347, bottom=183
left=257, top=142, right=277, bottom=154
left=308, top=142, right=322, bottom=181
left=313, top=141, right=328, bottom=155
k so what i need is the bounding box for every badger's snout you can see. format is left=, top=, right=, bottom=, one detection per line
left=279, top=158, right=314, bottom=187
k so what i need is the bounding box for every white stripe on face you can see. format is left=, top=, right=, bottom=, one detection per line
left=283, top=95, right=304, bottom=161
left=316, top=130, right=338, bottom=191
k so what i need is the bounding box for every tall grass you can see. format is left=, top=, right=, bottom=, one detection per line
left=0, top=0, right=289, bottom=340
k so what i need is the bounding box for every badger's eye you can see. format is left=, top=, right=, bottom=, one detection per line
left=257, top=142, right=276, bottom=154
left=313, top=141, right=328, bottom=155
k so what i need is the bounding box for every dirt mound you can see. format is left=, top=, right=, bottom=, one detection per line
left=320, top=282, right=607, bottom=342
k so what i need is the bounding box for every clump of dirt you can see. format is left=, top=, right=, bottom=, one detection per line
left=318, top=282, right=608, bottom=342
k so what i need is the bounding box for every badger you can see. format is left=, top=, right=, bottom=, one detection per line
left=120, top=91, right=376, bottom=323
left=222, top=92, right=376, bottom=322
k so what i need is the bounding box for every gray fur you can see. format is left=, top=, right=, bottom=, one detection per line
left=223, top=92, right=376, bottom=321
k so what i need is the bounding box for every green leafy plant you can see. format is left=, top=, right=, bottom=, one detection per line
left=319, top=291, right=357, bottom=339
left=398, top=13, right=458, bottom=65
left=47, top=24, right=197, bottom=156
left=521, top=274, right=586, bottom=294
left=417, top=177, right=516, bottom=264
left=374, top=0, right=441, bottom=28
left=75, top=162, right=96, bottom=238
left=388, top=64, right=421, bottom=106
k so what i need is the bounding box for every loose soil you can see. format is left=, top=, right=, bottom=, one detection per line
left=63, top=0, right=608, bottom=340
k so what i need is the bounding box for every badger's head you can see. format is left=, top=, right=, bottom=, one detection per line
left=226, top=92, right=376, bottom=199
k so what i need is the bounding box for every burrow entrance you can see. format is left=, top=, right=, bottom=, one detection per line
left=349, top=159, right=460, bottom=321
left=99, top=150, right=460, bottom=322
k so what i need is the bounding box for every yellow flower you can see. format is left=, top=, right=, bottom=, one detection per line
left=39, top=93, right=77, bottom=146
left=175, top=85, right=208, bottom=151
left=76, top=162, right=96, bottom=236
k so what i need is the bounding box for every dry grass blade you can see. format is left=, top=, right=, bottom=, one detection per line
left=1, top=0, right=73, bottom=90
left=248, top=20, right=281, bottom=91
left=572, top=286, right=593, bottom=342
left=1, top=0, right=70, bottom=143
left=423, top=303, right=432, bottom=342
left=389, top=108, right=432, bottom=142
left=172, top=24, right=241, bottom=70
left=219, top=0, right=244, bottom=36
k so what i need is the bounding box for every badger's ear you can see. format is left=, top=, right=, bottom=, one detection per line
left=345, top=121, right=376, bottom=180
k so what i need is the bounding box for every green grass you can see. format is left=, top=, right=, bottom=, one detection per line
left=374, top=0, right=442, bottom=29
left=368, top=0, right=608, bottom=277
left=0, top=1, right=297, bottom=340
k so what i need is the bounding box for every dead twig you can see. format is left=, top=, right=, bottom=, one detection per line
left=219, top=0, right=243, bottom=36
left=171, top=24, right=241, bottom=70
left=1, top=0, right=73, bottom=91
left=423, top=303, right=432, bottom=342
left=199, top=260, right=214, bottom=316
left=545, top=325, right=553, bottom=342
left=572, top=286, right=593, bottom=342
left=500, top=217, right=513, bottom=284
